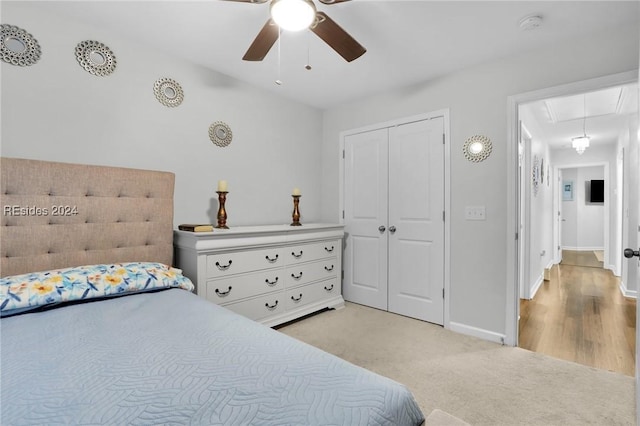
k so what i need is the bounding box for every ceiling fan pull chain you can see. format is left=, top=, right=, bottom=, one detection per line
left=275, top=27, right=283, bottom=85
left=305, top=30, right=312, bottom=70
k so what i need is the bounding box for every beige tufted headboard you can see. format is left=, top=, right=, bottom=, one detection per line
left=1, top=158, right=175, bottom=277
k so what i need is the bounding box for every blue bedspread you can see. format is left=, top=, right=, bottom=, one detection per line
left=1, top=288, right=424, bottom=425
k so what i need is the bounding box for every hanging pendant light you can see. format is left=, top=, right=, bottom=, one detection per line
left=572, top=94, right=590, bottom=155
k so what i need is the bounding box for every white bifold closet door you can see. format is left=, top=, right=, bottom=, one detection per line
left=343, top=117, right=445, bottom=324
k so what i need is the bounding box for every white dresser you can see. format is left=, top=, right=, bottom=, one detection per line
left=174, top=223, right=344, bottom=327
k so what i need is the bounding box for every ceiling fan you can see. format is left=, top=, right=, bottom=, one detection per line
left=223, top=0, right=366, bottom=62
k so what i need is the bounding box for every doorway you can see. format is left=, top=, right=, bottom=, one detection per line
left=506, top=71, right=638, bottom=366
left=519, top=161, right=634, bottom=375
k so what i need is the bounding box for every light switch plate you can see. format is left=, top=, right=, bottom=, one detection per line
left=465, top=206, right=486, bottom=220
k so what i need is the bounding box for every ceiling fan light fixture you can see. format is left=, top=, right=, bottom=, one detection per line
left=271, top=0, right=317, bottom=32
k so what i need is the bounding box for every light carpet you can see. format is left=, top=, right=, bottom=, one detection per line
left=278, top=302, right=635, bottom=426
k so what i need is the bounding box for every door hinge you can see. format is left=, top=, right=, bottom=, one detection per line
left=515, top=232, right=519, bottom=240
left=442, top=133, right=445, bottom=144
left=342, top=150, right=345, bottom=159
left=341, top=270, right=344, bottom=279
left=442, top=211, right=445, bottom=222
left=442, top=288, right=445, bottom=298
left=342, top=210, right=345, bottom=219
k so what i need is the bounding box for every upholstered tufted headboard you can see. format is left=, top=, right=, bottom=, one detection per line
left=1, top=158, right=175, bottom=277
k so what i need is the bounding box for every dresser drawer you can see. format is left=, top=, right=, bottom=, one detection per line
left=286, top=239, right=340, bottom=265
left=206, top=247, right=283, bottom=278
left=205, top=270, right=283, bottom=305
left=223, top=291, right=285, bottom=321
left=286, top=259, right=338, bottom=287
left=285, top=279, right=338, bottom=311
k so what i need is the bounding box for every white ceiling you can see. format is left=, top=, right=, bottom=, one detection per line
left=522, top=83, right=638, bottom=151
left=28, top=0, right=639, bottom=110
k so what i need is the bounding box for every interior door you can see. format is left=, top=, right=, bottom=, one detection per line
left=387, top=118, right=445, bottom=324
left=343, top=128, right=389, bottom=310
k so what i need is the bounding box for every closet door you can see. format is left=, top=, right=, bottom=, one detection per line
left=343, top=128, right=389, bottom=310
left=388, top=118, right=445, bottom=324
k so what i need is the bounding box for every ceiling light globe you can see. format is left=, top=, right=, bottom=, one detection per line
left=271, top=0, right=316, bottom=32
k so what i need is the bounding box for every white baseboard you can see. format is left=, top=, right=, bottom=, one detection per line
left=606, top=264, right=620, bottom=277
left=619, top=281, right=638, bottom=299
left=449, top=321, right=506, bottom=345
left=529, top=274, right=543, bottom=300
left=561, top=246, right=604, bottom=251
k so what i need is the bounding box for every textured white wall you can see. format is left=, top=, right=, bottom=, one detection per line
left=320, top=24, right=639, bottom=337
left=1, top=2, right=324, bottom=228
left=519, top=106, right=554, bottom=298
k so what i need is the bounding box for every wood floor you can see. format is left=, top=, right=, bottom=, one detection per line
left=519, top=252, right=636, bottom=376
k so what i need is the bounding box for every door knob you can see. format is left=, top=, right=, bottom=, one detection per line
left=389, top=226, right=396, bottom=234
left=624, top=248, right=640, bottom=258
left=378, top=225, right=386, bottom=233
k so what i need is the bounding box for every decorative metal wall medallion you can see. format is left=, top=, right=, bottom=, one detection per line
left=209, top=121, right=233, bottom=147
left=153, top=77, right=184, bottom=107
left=0, top=24, right=41, bottom=66
left=532, top=155, right=540, bottom=196
left=75, top=40, right=116, bottom=76
left=463, top=135, right=492, bottom=162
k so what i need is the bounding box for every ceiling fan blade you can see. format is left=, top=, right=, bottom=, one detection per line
left=317, top=0, right=351, bottom=4
left=243, top=19, right=279, bottom=61
left=220, top=0, right=268, bottom=3
left=310, top=11, right=366, bottom=62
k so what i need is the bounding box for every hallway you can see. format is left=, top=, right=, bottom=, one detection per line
left=519, top=255, right=636, bottom=376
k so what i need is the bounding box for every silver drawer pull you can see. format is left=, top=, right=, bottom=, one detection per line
left=215, top=286, right=232, bottom=297
left=324, top=265, right=334, bottom=272
left=291, top=293, right=303, bottom=302
left=265, top=254, right=279, bottom=263
left=215, top=260, right=232, bottom=271
left=324, top=245, right=334, bottom=253
left=265, top=277, right=279, bottom=286
left=265, top=300, right=279, bottom=310
left=324, top=284, right=334, bottom=291
left=291, top=250, right=303, bottom=259
left=291, top=272, right=303, bottom=280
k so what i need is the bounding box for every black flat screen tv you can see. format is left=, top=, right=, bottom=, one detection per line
left=590, top=179, right=604, bottom=203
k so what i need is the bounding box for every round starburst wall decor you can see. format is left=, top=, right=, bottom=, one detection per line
left=463, top=135, right=492, bottom=163
left=1, top=24, right=41, bottom=66
left=75, top=40, right=117, bottom=76
left=153, top=78, right=184, bottom=107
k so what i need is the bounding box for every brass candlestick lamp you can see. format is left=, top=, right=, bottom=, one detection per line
left=291, top=188, right=301, bottom=226
left=215, top=191, right=229, bottom=229
left=215, top=180, right=229, bottom=229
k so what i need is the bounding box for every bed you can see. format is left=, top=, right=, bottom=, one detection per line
left=0, top=157, right=424, bottom=425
